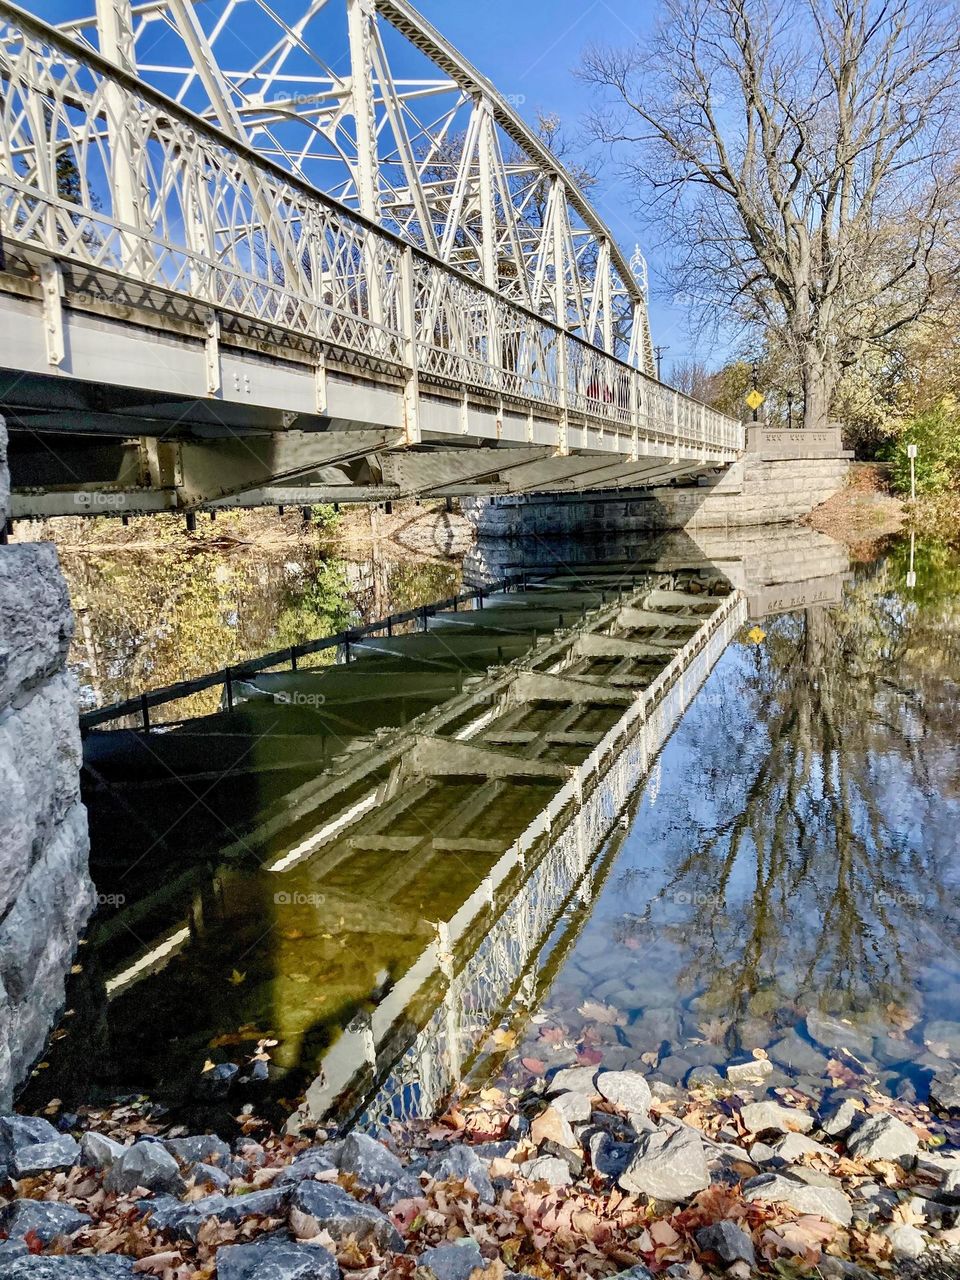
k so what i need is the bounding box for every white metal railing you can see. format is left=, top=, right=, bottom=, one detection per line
left=0, top=4, right=743, bottom=458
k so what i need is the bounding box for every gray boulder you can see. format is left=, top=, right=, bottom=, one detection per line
left=216, top=1233, right=340, bottom=1280
left=769, top=1133, right=836, bottom=1164
left=427, top=1145, right=494, bottom=1203
left=740, top=1101, right=814, bottom=1135
left=611, top=1269, right=653, bottom=1280
left=930, top=1071, right=960, bottom=1112
left=141, top=1188, right=289, bottom=1241
left=196, top=1062, right=239, bottom=1098
left=845, top=1113, right=918, bottom=1163
left=1, top=1259, right=136, bottom=1278
left=277, top=1149, right=339, bottom=1186
left=163, top=1134, right=231, bottom=1166
left=884, top=1224, right=926, bottom=1259
left=417, top=1240, right=489, bottom=1280
left=11, top=1134, right=80, bottom=1177
left=819, top=1098, right=862, bottom=1138
left=726, top=1058, right=773, bottom=1087
left=596, top=1071, right=652, bottom=1116
left=106, top=1140, right=183, bottom=1194
left=193, top=1161, right=230, bottom=1190
left=519, top=1156, right=571, bottom=1187
left=79, top=1131, right=125, bottom=1170
left=0, top=1198, right=91, bottom=1244
left=291, top=1181, right=403, bottom=1253
left=695, top=1221, right=756, bottom=1266
left=0, top=1114, right=62, bottom=1175
left=588, top=1132, right=634, bottom=1182
left=546, top=1066, right=598, bottom=1096
left=338, top=1132, right=404, bottom=1187
left=924, top=1020, right=960, bottom=1056
left=550, top=1091, right=592, bottom=1123
left=743, top=1172, right=852, bottom=1226
left=619, top=1126, right=709, bottom=1202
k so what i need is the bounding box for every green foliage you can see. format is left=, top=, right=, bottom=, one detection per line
left=888, top=535, right=960, bottom=609
left=888, top=402, right=960, bottom=496
left=308, top=504, right=339, bottom=532
left=270, top=559, right=354, bottom=649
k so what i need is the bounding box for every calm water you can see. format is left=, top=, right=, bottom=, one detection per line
left=23, top=530, right=960, bottom=1130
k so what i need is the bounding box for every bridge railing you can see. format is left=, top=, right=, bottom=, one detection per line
left=0, top=3, right=742, bottom=458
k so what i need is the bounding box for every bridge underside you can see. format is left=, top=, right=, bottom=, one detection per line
left=1, top=257, right=728, bottom=518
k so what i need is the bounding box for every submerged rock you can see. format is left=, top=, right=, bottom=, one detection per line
left=726, top=1058, right=773, bottom=1087
left=805, top=1012, right=874, bottom=1059
left=618, top=1126, right=709, bottom=1201
left=546, top=1066, right=599, bottom=1096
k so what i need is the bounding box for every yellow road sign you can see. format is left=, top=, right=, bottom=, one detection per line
left=745, top=389, right=764, bottom=411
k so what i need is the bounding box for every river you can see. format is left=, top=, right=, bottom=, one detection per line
left=20, top=523, right=960, bottom=1139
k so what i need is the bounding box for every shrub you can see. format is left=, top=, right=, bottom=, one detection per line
left=888, top=401, right=960, bottom=496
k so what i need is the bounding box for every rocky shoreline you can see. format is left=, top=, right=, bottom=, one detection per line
left=4, top=1028, right=960, bottom=1280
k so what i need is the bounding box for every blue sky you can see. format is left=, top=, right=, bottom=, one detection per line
left=416, top=0, right=712, bottom=373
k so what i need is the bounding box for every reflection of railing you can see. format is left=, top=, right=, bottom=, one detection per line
left=79, top=576, right=525, bottom=732
left=298, top=589, right=747, bottom=1129
left=0, top=5, right=742, bottom=460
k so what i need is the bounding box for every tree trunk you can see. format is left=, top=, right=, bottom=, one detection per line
left=801, top=349, right=834, bottom=430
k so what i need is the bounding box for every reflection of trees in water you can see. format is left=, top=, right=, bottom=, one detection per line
left=63, top=546, right=463, bottom=711
left=637, top=554, right=960, bottom=1041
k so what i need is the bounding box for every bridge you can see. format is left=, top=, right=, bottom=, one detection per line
left=0, top=0, right=742, bottom=518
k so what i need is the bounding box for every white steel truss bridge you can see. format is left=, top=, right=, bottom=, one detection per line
left=0, top=0, right=743, bottom=515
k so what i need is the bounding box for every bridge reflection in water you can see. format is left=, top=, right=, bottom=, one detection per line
left=45, top=562, right=745, bottom=1126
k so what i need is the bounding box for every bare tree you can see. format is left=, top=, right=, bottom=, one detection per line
left=581, top=0, right=960, bottom=428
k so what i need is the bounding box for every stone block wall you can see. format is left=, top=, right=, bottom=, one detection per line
left=464, top=426, right=851, bottom=539
left=0, top=415, right=93, bottom=1108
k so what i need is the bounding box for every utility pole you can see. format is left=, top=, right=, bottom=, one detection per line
left=653, top=345, right=669, bottom=381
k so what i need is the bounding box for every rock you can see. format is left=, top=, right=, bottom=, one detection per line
left=1, top=1259, right=136, bottom=1278
left=216, top=1233, right=340, bottom=1280
left=193, top=1161, right=231, bottom=1190
left=655, top=1056, right=692, bottom=1086
left=819, top=1098, right=862, bottom=1138
left=1, top=1113, right=62, bottom=1151
left=767, top=1031, right=829, bottom=1075
left=142, top=1188, right=289, bottom=1241
left=530, top=1105, right=577, bottom=1150
left=929, top=1071, right=960, bottom=1112
left=427, top=1145, right=494, bottom=1203
left=546, top=1066, right=598, bottom=1096
left=588, top=1131, right=634, bottom=1181
left=883, top=1224, right=926, bottom=1259
left=769, top=1133, right=836, bottom=1163
left=551, top=1091, right=592, bottom=1123
left=845, top=1113, right=918, bottom=1163
left=872, top=1035, right=917, bottom=1066
left=79, top=1131, right=125, bottom=1170
left=0, top=1198, right=92, bottom=1244
left=805, top=1012, right=874, bottom=1059
left=596, top=1071, right=652, bottom=1115
left=196, top=1062, right=239, bottom=1098
left=163, top=1134, right=231, bottom=1166
left=695, top=1221, right=756, bottom=1266
left=612, top=1269, right=654, bottom=1280
left=106, top=1139, right=183, bottom=1194
left=277, top=1149, right=339, bottom=1186
left=740, top=1101, right=814, bottom=1135
left=338, top=1132, right=404, bottom=1187
left=619, top=1125, right=709, bottom=1201
left=743, top=1172, right=852, bottom=1226
left=940, top=1168, right=960, bottom=1203
left=748, top=1141, right=776, bottom=1165
left=726, top=1058, right=773, bottom=1087
left=0, top=1241, right=29, bottom=1263
left=520, top=1155, right=572, bottom=1187
left=923, top=1020, right=960, bottom=1056
left=11, top=1134, right=80, bottom=1176
left=291, top=1181, right=403, bottom=1253
left=418, top=1240, right=490, bottom=1280
left=686, top=1065, right=722, bottom=1089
